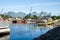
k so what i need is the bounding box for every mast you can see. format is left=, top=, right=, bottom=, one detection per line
left=1, top=9, right=3, bottom=14
left=29, top=7, right=32, bottom=18
left=29, top=7, right=32, bottom=14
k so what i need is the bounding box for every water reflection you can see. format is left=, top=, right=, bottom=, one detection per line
left=10, top=24, right=52, bottom=40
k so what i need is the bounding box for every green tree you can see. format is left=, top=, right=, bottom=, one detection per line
left=56, top=16, right=60, bottom=19
left=17, top=17, right=20, bottom=18
left=51, top=16, right=60, bottom=20
left=0, top=14, right=12, bottom=20
left=3, top=15, right=9, bottom=20
left=31, top=15, right=38, bottom=19
left=51, top=16, right=56, bottom=20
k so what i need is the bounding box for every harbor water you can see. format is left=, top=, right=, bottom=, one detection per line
left=10, top=24, right=52, bottom=40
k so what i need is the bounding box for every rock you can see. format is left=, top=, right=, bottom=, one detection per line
left=34, top=27, right=60, bottom=40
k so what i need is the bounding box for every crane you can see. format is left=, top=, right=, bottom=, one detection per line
left=39, top=11, right=44, bottom=18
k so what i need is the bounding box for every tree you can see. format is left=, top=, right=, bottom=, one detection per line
left=17, top=17, right=20, bottom=18
left=0, top=14, right=12, bottom=20
left=51, top=16, right=60, bottom=20
left=3, top=15, right=9, bottom=20
left=51, top=16, right=56, bottom=20
left=56, top=16, right=60, bottom=19
left=31, top=15, right=38, bottom=19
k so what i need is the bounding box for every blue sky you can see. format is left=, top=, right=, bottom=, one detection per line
left=0, top=0, right=60, bottom=15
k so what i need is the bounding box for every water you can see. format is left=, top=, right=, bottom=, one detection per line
left=10, top=24, right=51, bottom=40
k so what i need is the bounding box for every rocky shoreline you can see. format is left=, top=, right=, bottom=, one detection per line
left=34, top=26, right=60, bottom=40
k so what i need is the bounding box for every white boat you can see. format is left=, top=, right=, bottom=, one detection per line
left=37, top=20, right=47, bottom=26
left=0, top=21, right=10, bottom=33
left=0, top=26, right=9, bottom=29
left=0, top=26, right=10, bottom=33
left=0, top=28, right=10, bottom=33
